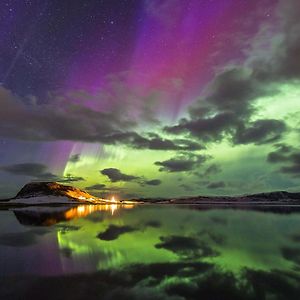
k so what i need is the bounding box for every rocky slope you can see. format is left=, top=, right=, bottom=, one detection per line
left=14, top=182, right=97, bottom=201
left=2, top=182, right=108, bottom=205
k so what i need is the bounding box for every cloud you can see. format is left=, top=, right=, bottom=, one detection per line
left=52, top=174, right=85, bottom=183
left=144, top=179, right=162, bottom=186
left=0, top=87, right=204, bottom=153
left=206, top=181, right=226, bottom=189
left=165, top=0, right=300, bottom=147
left=102, top=131, right=204, bottom=151
left=97, top=225, right=136, bottom=241
left=280, top=155, right=300, bottom=175
left=165, top=112, right=237, bottom=142
left=0, top=163, right=85, bottom=182
left=204, top=164, right=222, bottom=176
left=155, top=235, right=218, bottom=259
left=165, top=78, right=287, bottom=146
left=267, top=143, right=300, bottom=176
left=100, top=168, right=139, bottom=182
left=155, top=154, right=208, bottom=172
left=196, top=163, right=222, bottom=178
left=129, top=134, right=204, bottom=151
left=1, top=163, right=47, bottom=177
left=0, top=87, right=136, bottom=143
left=85, top=184, right=106, bottom=191
left=267, top=143, right=293, bottom=163
left=234, top=119, right=287, bottom=145
left=0, top=76, right=204, bottom=154
left=100, top=168, right=162, bottom=187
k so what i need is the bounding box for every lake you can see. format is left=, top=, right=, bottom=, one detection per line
left=0, top=204, right=300, bottom=299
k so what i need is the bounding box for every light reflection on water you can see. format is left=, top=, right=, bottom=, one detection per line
left=0, top=205, right=300, bottom=299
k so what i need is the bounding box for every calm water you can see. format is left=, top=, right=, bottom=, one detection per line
left=0, top=204, right=300, bottom=299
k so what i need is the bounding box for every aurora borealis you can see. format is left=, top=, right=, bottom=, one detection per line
left=1, top=0, right=300, bottom=198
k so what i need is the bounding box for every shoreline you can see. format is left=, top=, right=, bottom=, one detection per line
left=1, top=200, right=300, bottom=209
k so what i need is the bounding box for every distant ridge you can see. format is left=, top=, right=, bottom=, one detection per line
left=244, top=191, right=300, bottom=200
left=151, top=190, right=300, bottom=204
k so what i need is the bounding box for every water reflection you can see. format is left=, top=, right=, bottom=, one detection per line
left=1, top=205, right=300, bottom=299
left=13, top=204, right=134, bottom=226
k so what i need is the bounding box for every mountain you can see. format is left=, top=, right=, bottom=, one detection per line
left=2, top=182, right=110, bottom=205
left=14, top=182, right=97, bottom=200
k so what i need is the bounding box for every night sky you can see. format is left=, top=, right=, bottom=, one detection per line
left=0, top=0, right=300, bottom=199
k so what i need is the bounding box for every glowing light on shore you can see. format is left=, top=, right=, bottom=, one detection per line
left=63, top=204, right=134, bottom=220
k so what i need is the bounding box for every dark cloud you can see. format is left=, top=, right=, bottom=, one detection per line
left=267, top=144, right=300, bottom=176
left=280, top=162, right=300, bottom=175
left=234, top=119, right=287, bottom=145
left=68, top=154, right=80, bottom=163
left=165, top=0, right=300, bottom=147
left=155, top=154, right=208, bottom=172
left=1, top=163, right=47, bottom=177
left=100, top=168, right=139, bottom=182
left=126, top=132, right=205, bottom=151
left=204, top=164, right=222, bottom=176
left=196, top=163, right=222, bottom=178
left=0, top=87, right=202, bottom=153
left=155, top=235, right=218, bottom=259
left=101, top=130, right=204, bottom=151
left=85, top=184, right=106, bottom=191
left=165, top=112, right=237, bottom=142
left=144, top=179, right=162, bottom=186
left=204, top=68, right=260, bottom=116
left=0, top=87, right=136, bottom=143
left=100, top=168, right=162, bottom=187
left=165, top=105, right=287, bottom=146
left=267, top=143, right=293, bottom=163
left=0, top=163, right=85, bottom=182
left=207, top=181, right=226, bottom=189
left=0, top=0, right=299, bottom=155
left=55, top=174, right=85, bottom=183
left=97, top=225, right=136, bottom=241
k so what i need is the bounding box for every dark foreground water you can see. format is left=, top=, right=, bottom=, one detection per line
left=0, top=204, right=300, bottom=300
